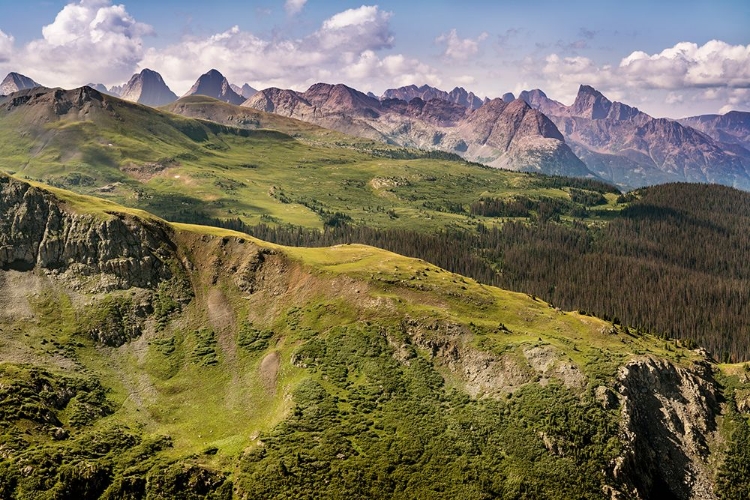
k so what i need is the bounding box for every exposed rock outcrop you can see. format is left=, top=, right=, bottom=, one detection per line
left=611, top=357, right=719, bottom=500
left=0, top=175, right=176, bottom=290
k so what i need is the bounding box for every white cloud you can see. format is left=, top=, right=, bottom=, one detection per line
left=519, top=40, right=750, bottom=115
left=665, top=92, right=683, bottom=104
left=17, top=0, right=153, bottom=87
left=436, top=29, right=488, bottom=60
left=455, top=75, right=476, bottom=86
left=316, top=5, right=393, bottom=52
left=0, top=29, right=13, bottom=64
left=619, top=40, right=750, bottom=89
left=140, top=5, right=427, bottom=94
left=284, top=0, right=307, bottom=16
left=342, top=50, right=441, bottom=88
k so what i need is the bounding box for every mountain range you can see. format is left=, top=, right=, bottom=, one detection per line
left=519, top=85, right=750, bottom=189
left=3, top=68, right=750, bottom=190
left=243, top=83, right=592, bottom=177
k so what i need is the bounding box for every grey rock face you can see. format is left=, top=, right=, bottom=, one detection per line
left=0, top=175, right=176, bottom=290
left=612, top=358, right=719, bottom=500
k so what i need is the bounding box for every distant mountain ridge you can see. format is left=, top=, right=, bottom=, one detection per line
left=230, top=83, right=258, bottom=99
left=520, top=85, right=750, bottom=189
left=242, top=82, right=593, bottom=177
left=381, top=84, right=487, bottom=110
left=679, top=111, right=750, bottom=151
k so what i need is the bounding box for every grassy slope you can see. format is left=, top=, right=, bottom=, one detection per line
left=0, top=182, right=696, bottom=457
left=5, top=180, right=748, bottom=498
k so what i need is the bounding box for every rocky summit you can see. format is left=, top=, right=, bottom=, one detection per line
left=117, top=69, right=178, bottom=107
left=0, top=72, right=41, bottom=95
left=182, top=69, right=245, bottom=105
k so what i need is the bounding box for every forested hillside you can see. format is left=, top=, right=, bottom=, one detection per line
left=197, top=183, right=750, bottom=362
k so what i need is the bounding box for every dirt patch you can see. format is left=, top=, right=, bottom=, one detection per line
left=207, top=288, right=235, bottom=333
left=0, top=270, right=42, bottom=320
left=259, top=351, right=280, bottom=394
left=523, top=345, right=585, bottom=389
left=120, top=161, right=172, bottom=182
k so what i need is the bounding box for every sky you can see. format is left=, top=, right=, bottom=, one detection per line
left=0, top=0, right=749, bottom=118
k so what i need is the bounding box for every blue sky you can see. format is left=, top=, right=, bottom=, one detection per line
left=1, top=0, right=749, bottom=117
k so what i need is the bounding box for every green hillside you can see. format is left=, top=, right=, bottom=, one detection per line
left=2, top=87, right=750, bottom=362
left=2, top=175, right=746, bottom=499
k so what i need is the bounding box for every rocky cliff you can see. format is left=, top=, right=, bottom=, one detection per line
left=612, top=358, right=720, bottom=499
left=0, top=175, right=176, bottom=290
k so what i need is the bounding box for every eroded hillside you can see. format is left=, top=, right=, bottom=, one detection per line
left=1, top=174, right=748, bottom=499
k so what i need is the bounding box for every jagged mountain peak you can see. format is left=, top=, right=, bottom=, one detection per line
left=571, top=84, right=644, bottom=121
left=382, top=84, right=485, bottom=110
left=572, top=84, right=612, bottom=119
left=1, top=72, right=41, bottom=95
left=230, top=83, right=257, bottom=99
left=117, top=68, right=178, bottom=107
left=183, top=69, right=244, bottom=105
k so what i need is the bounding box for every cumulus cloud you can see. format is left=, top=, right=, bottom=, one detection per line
left=343, top=50, right=440, bottom=87
left=17, top=0, right=153, bottom=87
left=619, top=40, right=750, bottom=89
left=520, top=40, right=750, bottom=113
left=316, top=5, right=393, bottom=52
left=436, top=29, right=488, bottom=60
left=0, top=29, right=13, bottom=64
left=139, top=5, right=427, bottom=94
left=284, top=0, right=307, bottom=16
